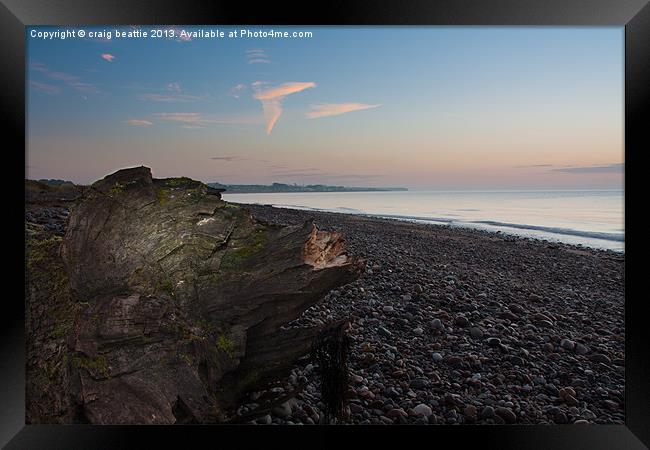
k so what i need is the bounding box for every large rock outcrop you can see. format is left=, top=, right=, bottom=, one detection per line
left=52, top=166, right=363, bottom=424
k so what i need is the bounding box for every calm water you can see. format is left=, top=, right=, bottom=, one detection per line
left=223, top=190, right=625, bottom=252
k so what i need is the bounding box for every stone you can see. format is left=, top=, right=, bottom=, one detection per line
left=509, top=304, right=526, bottom=315
left=542, top=343, right=554, bottom=352
left=445, top=355, right=463, bottom=366
left=430, top=319, right=444, bottom=331
left=378, top=327, right=393, bottom=338
left=413, top=403, right=433, bottom=417
left=565, top=394, right=579, bottom=406
left=510, top=356, right=524, bottom=366
left=272, top=402, right=292, bottom=419
left=358, top=388, right=376, bottom=401
left=454, top=315, right=470, bottom=327
left=575, top=343, right=589, bottom=355
left=495, top=407, right=517, bottom=424
left=431, top=352, right=443, bottom=362
left=500, top=311, right=518, bottom=321
left=470, top=327, right=484, bottom=339
left=386, top=408, right=408, bottom=420
left=410, top=378, right=430, bottom=389
left=349, top=403, right=364, bottom=414
left=481, top=405, right=495, bottom=419
left=560, top=339, right=576, bottom=351
left=590, top=353, right=611, bottom=364
left=464, top=404, right=477, bottom=422
left=545, top=384, right=559, bottom=396
left=559, top=387, right=577, bottom=400
left=487, top=337, right=501, bottom=347
left=554, top=411, right=568, bottom=424
left=533, top=376, right=546, bottom=385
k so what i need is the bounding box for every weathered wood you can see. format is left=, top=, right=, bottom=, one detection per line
left=56, top=166, right=363, bottom=424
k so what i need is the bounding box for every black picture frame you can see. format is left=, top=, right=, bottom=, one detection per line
left=2, top=1, right=648, bottom=448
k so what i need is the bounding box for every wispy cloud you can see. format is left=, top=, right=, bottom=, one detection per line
left=252, top=81, right=316, bottom=134
left=137, top=82, right=205, bottom=102
left=30, top=61, right=99, bottom=94
left=306, top=103, right=381, bottom=119
left=101, top=53, right=115, bottom=62
left=246, top=49, right=270, bottom=64
left=137, top=93, right=204, bottom=102
left=155, top=113, right=207, bottom=127
left=513, top=164, right=555, bottom=169
left=46, top=71, right=78, bottom=82
left=29, top=80, right=61, bottom=94
left=211, top=156, right=246, bottom=162
left=514, top=163, right=624, bottom=174
left=270, top=170, right=384, bottom=182
left=125, top=119, right=153, bottom=126
left=271, top=167, right=321, bottom=176
left=229, top=83, right=246, bottom=99
left=553, top=163, right=624, bottom=174
left=166, top=82, right=181, bottom=92
left=155, top=112, right=262, bottom=129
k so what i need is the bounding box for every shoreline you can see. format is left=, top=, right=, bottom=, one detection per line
left=234, top=203, right=625, bottom=425
left=229, top=201, right=624, bottom=255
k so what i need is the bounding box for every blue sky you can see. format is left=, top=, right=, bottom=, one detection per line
left=27, top=26, right=623, bottom=188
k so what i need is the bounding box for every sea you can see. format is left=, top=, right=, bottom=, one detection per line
left=222, top=190, right=624, bottom=252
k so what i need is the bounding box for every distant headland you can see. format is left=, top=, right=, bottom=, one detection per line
left=208, top=182, right=408, bottom=194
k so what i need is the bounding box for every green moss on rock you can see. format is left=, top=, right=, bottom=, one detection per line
left=72, top=354, right=110, bottom=378
left=164, top=177, right=194, bottom=187
left=216, top=334, right=235, bottom=358
left=108, top=182, right=125, bottom=196
left=156, top=187, right=171, bottom=205
left=220, top=228, right=268, bottom=269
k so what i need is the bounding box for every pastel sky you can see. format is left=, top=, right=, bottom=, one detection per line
left=27, top=26, right=624, bottom=189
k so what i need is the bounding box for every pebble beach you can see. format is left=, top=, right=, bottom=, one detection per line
left=235, top=203, right=625, bottom=425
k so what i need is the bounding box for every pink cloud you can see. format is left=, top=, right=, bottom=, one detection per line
left=306, top=103, right=382, bottom=119
left=125, top=119, right=153, bottom=126
left=29, top=61, right=99, bottom=94
left=101, top=53, right=115, bottom=62
left=155, top=112, right=262, bottom=128
left=67, top=82, right=99, bottom=94
left=47, top=71, right=78, bottom=82
left=29, top=80, right=61, bottom=94
left=252, top=81, right=316, bottom=134
left=155, top=112, right=203, bottom=124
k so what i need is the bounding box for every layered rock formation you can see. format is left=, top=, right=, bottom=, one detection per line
left=26, top=167, right=362, bottom=424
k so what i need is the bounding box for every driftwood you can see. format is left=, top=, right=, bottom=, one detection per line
left=55, top=166, right=363, bottom=424
left=311, top=319, right=351, bottom=423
